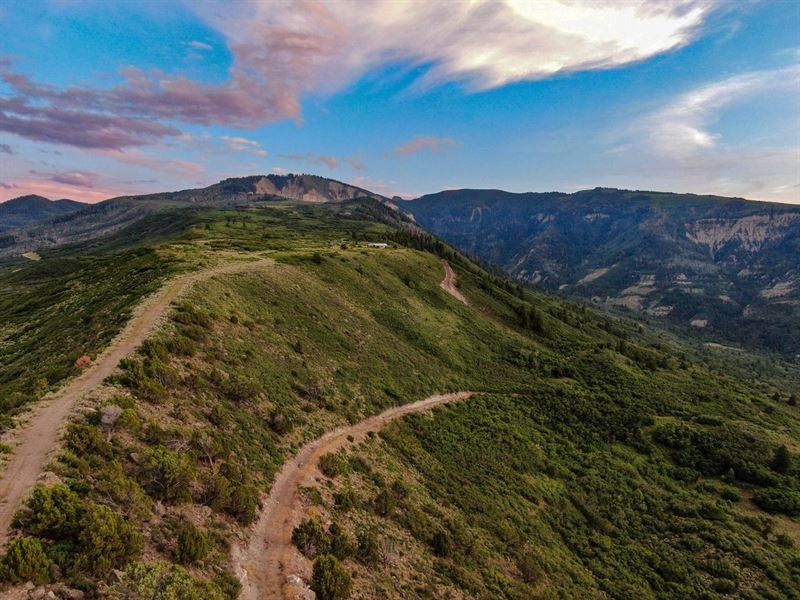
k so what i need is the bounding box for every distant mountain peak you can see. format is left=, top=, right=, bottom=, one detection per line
left=0, top=194, right=88, bottom=233
left=211, top=173, right=387, bottom=203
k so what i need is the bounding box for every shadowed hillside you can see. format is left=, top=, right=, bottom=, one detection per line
left=400, top=188, right=800, bottom=358
left=0, top=195, right=87, bottom=233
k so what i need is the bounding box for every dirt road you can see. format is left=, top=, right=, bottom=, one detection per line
left=232, top=391, right=474, bottom=600
left=440, top=260, right=469, bottom=305
left=0, top=257, right=273, bottom=547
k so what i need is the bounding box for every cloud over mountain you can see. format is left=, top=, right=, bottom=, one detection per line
left=0, top=1, right=714, bottom=150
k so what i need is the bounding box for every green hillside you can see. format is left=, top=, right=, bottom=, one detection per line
left=0, top=200, right=797, bottom=599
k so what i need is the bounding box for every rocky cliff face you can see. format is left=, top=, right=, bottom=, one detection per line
left=400, top=188, right=800, bottom=357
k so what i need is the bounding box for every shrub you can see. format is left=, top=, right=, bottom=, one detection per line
left=64, top=423, right=112, bottom=460
left=268, top=410, right=294, bottom=435
left=166, top=335, right=197, bottom=357
left=328, top=522, right=355, bottom=560
left=202, top=474, right=232, bottom=511
left=225, top=483, right=260, bottom=525
left=356, top=528, right=380, bottom=565
left=333, top=488, right=358, bottom=512
left=212, top=570, right=243, bottom=599
left=95, top=461, right=153, bottom=520
left=0, top=536, right=52, bottom=584
left=319, top=451, right=350, bottom=478
left=431, top=530, right=451, bottom=557
left=140, top=447, right=194, bottom=503
left=311, top=555, right=352, bottom=600
left=517, top=553, right=545, bottom=585
left=719, top=486, right=741, bottom=503
left=292, top=518, right=327, bottom=558
left=108, top=562, right=226, bottom=600
left=771, top=445, right=792, bottom=474
left=13, top=484, right=84, bottom=540
left=75, top=503, right=143, bottom=576
left=753, top=487, right=800, bottom=516
left=373, top=487, right=396, bottom=517
left=173, top=518, right=210, bottom=565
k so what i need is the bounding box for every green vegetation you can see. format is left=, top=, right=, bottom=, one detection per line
left=0, top=246, right=175, bottom=429
left=312, top=554, right=353, bottom=600
left=0, top=537, right=52, bottom=585
left=0, top=200, right=797, bottom=598
left=307, top=385, right=799, bottom=598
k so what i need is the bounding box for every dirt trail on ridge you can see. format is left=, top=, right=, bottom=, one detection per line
left=231, top=391, right=474, bottom=600
left=440, top=260, right=469, bottom=305
left=232, top=260, right=475, bottom=599
left=0, top=257, right=273, bottom=547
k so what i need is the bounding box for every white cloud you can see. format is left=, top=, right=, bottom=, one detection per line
left=610, top=65, right=800, bottom=203
left=188, top=40, right=213, bottom=51
left=644, top=65, right=800, bottom=158
left=192, top=0, right=714, bottom=101
left=220, top=135, right=268, bottom=156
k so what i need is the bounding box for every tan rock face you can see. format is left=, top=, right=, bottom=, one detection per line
left=685, top=213, right=800, bottom=254
left=760, top=280, right=795, bottom=299
left=577, top=266, right=613, bottom=285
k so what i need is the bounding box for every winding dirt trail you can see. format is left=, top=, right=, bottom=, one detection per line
left=232, top=391, right=474, bottom=600
left=232, top=260, right=475, bottom=599
left=0, top=257, right=273, bottom=547
left=440, top=260, right=469, bottom=305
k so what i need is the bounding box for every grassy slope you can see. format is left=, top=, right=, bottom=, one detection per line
left=0, top=203, right=797, bottom=599
left=0, top=245, right=176, bottom=432
left=294, top=259, right=800, bottom=599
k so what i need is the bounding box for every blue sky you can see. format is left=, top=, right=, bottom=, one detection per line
left=0, top=0, right=798, bottom=203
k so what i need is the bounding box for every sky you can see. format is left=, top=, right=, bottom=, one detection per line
left=0, top=0, right=798, bottom=204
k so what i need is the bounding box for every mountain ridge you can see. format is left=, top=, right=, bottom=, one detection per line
left=0, top=194, right=88, bottom=233
left=0, top=174, right=388, bottom=256
left=398, top=187, right=800, bottom=357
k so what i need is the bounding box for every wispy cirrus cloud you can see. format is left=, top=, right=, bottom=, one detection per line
left=393, top=135, right=455, bottom=156
left=29, top=169, right=98, bottom=188
left=188, top=40, right=213, bottom=51
left=611, top=64, right=800, bottom=202
left=220, top=135, right=267, bottom=156
left=644, top=64, right=800, bottom=158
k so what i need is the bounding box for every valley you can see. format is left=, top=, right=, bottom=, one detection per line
left=400, top=188, right=800, bottom=360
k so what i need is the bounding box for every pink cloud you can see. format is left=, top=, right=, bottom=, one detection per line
left=346, top=156, right=365, bottom=171
left=0, top=1, right=713, bottom=153
left=317, top=155, right=338, bottom=169
left=98, top=150, right=205, bottom=177
left=393, top=135, right=455, bottom=156
left=0, top=177, right=120, bottom=202
left=48, top=170, right=97, bottom=188
left=278, top=152, right=339, bottom=170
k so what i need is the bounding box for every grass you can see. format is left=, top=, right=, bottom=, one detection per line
left=0, top=201, right=797, bottom=598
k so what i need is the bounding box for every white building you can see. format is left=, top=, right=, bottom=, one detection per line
left=367, top=242, right=388, bottom=248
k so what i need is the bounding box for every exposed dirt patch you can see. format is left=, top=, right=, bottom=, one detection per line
left=439, top=260, right=469, bottom=305
left=577, top=266, right=612, bottom=285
